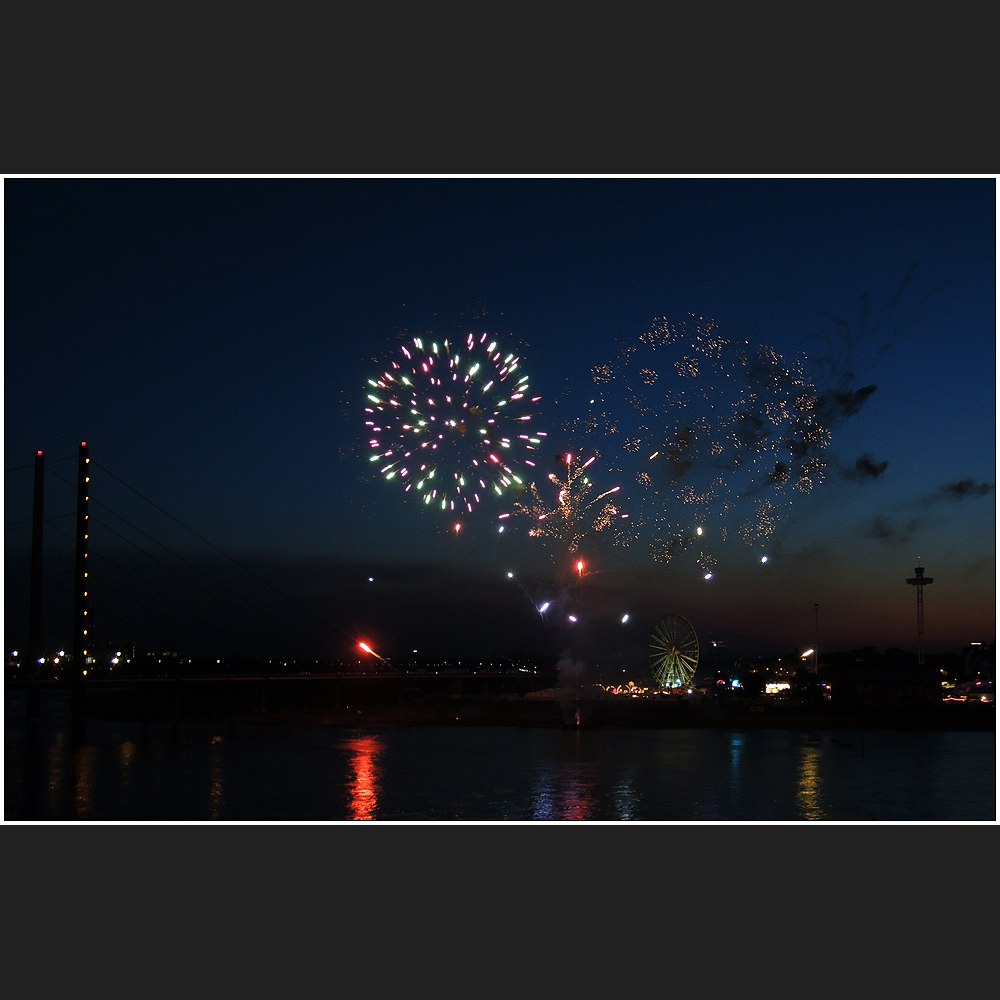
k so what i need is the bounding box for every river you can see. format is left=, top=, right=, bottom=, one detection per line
left=5, top=693, right=994, bottom=820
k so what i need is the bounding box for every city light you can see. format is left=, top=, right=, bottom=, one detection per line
left=761, top=555, right=768, bottom=563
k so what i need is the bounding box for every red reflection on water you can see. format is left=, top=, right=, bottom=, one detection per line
left=560, top=778, right=597, bottom=821
left=346, top=736, right=383, bottom=820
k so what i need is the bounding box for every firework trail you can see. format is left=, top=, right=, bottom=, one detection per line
left=499, top=451, right=634, bottom=563
left=364, top=331, right=546, bottom=517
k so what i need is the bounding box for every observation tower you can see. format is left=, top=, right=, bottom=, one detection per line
left=905, top=563, right=933, bottom=665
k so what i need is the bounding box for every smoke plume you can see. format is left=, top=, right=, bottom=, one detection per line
left=861, top=476, right=993, bottom=546
left=557, top=653, right=587, bottom=690
left=814, top=385, right=878, bottom=426
left=842, top=453, right=889, bottom=482
left=862, top=515, right=921, bottom=546
left=939, top=479, right=993, bottom=501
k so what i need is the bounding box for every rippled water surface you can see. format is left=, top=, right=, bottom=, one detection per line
left=5, top=694, right=994, bottom=820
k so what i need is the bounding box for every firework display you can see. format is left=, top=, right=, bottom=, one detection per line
left=499, top=451, right=632, bottom=560
left=364, top=333, right=546, bottom=515
left=584, top=315, right=831, bottom=565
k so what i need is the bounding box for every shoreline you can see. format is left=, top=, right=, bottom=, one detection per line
left=83, top=698, right=995, bottom=732
left=7, top=686, right=993, bottom=732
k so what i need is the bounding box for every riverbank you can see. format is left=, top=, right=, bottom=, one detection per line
left=83, top=693, right=996, bottom=731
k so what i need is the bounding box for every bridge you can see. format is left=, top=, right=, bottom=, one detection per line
left=7, top=670, right=545, bottom=726
left=7, top=443, right=549, bottom=736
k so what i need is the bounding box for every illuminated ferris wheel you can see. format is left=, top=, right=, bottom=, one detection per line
left=649, top=614, right=699, bottom=689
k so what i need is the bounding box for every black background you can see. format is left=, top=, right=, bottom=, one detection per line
left=4, top=9, right=995, bottom=994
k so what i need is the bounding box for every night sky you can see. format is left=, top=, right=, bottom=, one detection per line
left=4, top=179, right=995, bottom=670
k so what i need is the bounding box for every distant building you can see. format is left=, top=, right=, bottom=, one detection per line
left=827, top=663, right=940, bottom=706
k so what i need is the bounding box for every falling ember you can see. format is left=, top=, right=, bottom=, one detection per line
left=576, top=560, right=585, bottom=576
left=454, top=523, right=462, bottom=533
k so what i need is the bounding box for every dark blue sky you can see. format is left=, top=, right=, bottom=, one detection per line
left=4, top=179, right=995, bottom=665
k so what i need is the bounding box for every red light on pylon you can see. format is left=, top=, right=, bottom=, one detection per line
left=577, top=560, right=584, bottom=576
left=37, top=451, right=43, bottom=456
left=454, top=523, right=462, bottom=533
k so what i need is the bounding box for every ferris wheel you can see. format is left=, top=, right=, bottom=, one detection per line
left=649, top=614, right=699, bottom=689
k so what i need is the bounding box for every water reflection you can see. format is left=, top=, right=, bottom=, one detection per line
left=119, top=740, right=136, bottom=818
left=559, top=765, right=597, bottom=820
left=729, top=734, right=743, bottom=785
left=74, top=745, right=98, bottom=819
left=146, top=737, right=162, bottom=807
left=345, top=735, right=383, bottom=820
left=6, top=696, right=990, bottom=820
left=209, top=738, right=224, bottom=820
left=46, top=734, right=68, bottom=817
left=531, top=770, right=556, bottom=820
left=530, top=736, right=599, bottom=820
left=796, top=741, right=826, bottom=820
left=612, top=775, right=639, bottom=820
